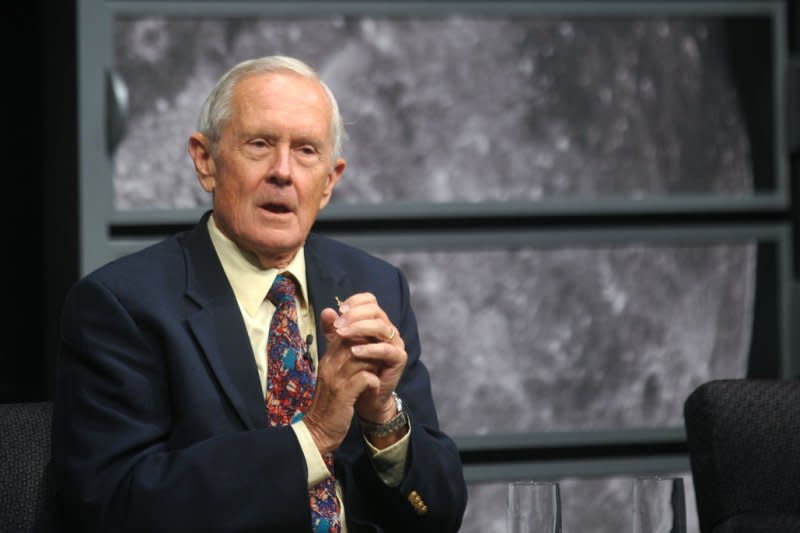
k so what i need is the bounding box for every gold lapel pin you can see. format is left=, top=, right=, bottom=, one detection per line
left=335, top=296, right=344, bottom=308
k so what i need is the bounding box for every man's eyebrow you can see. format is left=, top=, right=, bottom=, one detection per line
left=292, top=134, right=325, bottom=147
left=237, top=128, right=326, bottom=149
left=239, top=129, right=276, bottom=140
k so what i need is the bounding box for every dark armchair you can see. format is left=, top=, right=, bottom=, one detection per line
left=0, top=401, right=59, bottom=533
left=683, top=378, right=800, bottom=532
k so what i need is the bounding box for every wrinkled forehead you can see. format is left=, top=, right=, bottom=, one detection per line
left=231, top=71, right=333, bottom=129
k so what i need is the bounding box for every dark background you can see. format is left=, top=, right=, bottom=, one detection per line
left=3, top=0, right=799, bottom=403
left=5, top=1, right=78, bottom=402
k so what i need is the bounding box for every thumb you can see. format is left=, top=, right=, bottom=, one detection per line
left=320, top=307, right=340, bottom=340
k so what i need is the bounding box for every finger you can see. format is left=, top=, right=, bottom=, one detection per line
left=335, top=303, right=387, bottom=329
left=335, top=317, right=395, bottom=343
left=336, top=292, right=379, bottom=313
left=320, top=342, right=379, bottom=371
left=350, top=342, right=406, bottom=368
left=341, top=357, right=380, bottom=377
left=346, top=368, right=381, bottom=397
left=320, top=307, right=341, bottom=337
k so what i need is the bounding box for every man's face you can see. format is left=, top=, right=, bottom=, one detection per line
left=189, top=71, right=345, bottom=268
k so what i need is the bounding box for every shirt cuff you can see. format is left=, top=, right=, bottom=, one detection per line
left=291, top=420, right=331, bottom=487
left=363, top=426, right=411, bottom=487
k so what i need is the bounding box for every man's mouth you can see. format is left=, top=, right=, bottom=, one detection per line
left=262, top=203, right=292, bottom=214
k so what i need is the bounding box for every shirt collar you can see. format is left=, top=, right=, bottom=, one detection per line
left=206, top=215, right=309, bottom=317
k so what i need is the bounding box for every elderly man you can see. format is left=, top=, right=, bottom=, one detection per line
left=52, top=55, right=467, bottom=532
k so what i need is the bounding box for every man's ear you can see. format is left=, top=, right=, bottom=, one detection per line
left=188, top=132, right=216, bottom=193
left=319, top=158, right=346, bottom=209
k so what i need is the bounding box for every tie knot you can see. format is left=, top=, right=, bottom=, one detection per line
left=267, top=273, right=298, bottom=306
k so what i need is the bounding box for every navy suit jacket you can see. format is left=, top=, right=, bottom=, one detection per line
left=52, top=212, right=467, bottom=532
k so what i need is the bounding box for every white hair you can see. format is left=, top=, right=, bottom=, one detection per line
left=196, top=55, right=346, bottom=160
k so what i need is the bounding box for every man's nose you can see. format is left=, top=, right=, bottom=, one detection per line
left=268, top=145, right=292, bottom=184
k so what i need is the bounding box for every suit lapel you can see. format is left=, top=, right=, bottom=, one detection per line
left=304, top=234, right=353, bottom=360
left=182, top=212, right=268, bottom=430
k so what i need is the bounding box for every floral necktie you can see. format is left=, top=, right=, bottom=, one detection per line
left=265, top=273, right=341, bottom=533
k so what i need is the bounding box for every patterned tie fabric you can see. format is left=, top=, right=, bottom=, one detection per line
left=265, top=273, right=341, bottom=533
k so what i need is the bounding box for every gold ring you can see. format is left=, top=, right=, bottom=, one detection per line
left=388, top=328, right=397, bottom=341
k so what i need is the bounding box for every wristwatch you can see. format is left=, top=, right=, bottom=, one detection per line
left=359, top=392, right=408, bottom=438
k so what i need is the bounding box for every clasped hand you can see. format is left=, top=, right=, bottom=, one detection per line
left=302, top=293, right=407, bottom=455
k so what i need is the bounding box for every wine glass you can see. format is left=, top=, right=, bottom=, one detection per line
left=632, top=476, right=687, bottom=533
left=508, top=480, right=562, bottom=533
